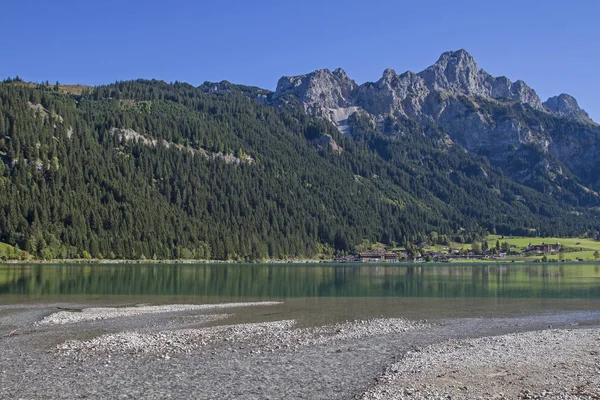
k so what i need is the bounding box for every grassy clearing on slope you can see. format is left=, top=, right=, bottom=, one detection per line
left=0, top=242, right=32, bottom=261
left=394, top=236, right=600, bottom=261
left=0, top=242, right=15, bottom=256
left=484, top=235, right=600, bottom=261
left=486, top=235, right=600, bottom=251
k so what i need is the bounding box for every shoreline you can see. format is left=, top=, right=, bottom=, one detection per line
left=1, top=301, right=599, bottom=399
left=2, top=258, right=599, bottom=266
left=0, top=258, right=323, bottom=264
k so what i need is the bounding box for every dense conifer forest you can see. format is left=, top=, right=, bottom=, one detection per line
left=0, top=79, right=598, bottom=260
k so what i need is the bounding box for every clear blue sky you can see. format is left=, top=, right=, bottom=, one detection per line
left=3, top=0, right=599, bottom=120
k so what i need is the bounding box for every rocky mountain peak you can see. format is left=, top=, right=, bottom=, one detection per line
left=418, top=49, right=484, bottom=95
left=435, top=49, right=478, bottom=69
left=273, top=68, right=357, bottom=109
left=382, top=68, right=397, bottom=81
left=272, top=50, right=554, bottom=116
left=333, top=67, right=349, bottom=79
left=508, top=80, right=545, bottom=110
left=266, top=50, right=600, bottom=202
left=414, top=50, right=545, bottom=110
left=544, top=93, right=595, bottom=124
left=271, top=49, right=596, bottom=140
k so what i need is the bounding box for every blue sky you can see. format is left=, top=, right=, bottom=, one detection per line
left=3, top=0, right=599, bottom=120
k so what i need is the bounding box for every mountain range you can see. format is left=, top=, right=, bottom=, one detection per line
left=266, top=50, right=600, bottom=200
left=0, top=50, right=599, bottom=260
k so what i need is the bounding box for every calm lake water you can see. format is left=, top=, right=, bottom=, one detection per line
left=2, top=263, right=600, bottom=324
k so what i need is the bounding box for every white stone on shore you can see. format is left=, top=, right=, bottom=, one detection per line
left=58, top=320, right=297, bottom=357
left=38, top=302, right=283, bottom=325
left=56, top=317, right=427, bottom=361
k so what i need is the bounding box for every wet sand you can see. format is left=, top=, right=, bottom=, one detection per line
left=0, top=301, right=599, bottom=399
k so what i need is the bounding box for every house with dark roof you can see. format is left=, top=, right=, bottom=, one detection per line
left=526, top=243, right=561, bottom=254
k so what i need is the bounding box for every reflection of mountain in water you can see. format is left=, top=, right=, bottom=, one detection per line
left=1, top=264, right=600, bottom=300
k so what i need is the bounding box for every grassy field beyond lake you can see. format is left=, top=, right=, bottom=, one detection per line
left=485, top=235, right=600, bottom=261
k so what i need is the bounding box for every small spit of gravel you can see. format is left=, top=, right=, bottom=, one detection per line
left=309, top=318, right=425, bottom=345
left=57, top=318, right=424, bottom=360
left=358, top=328, right=600, bottom=400
left=58, top=320, right=295, bottom=358
left=38, top=301, right=282, bottom=325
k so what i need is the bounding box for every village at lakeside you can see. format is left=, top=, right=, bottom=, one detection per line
left=334, top=236, right=600, bottom=263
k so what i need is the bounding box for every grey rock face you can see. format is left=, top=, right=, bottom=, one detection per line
left=273, top=49, right=550, bottom=132
left=544, top=93, right=595, bottom=124
left=418, top=50, right=545, bottom=110
left=486, top=75, right=512, bottom=99
left=508, top=80, right=544, bottom=110
left=419, top=49, right=487, bottom=97
left=356, top=70, right=429, bottom=118
left=271, top=49, right=599, bottom=190
left=273, top=68, right=357, bottom=110
left=310, top=134, right=343, bottom=154
left=272, top=68, right=360, bottom=134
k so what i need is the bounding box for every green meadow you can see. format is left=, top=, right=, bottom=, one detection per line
left=483, top=235, right=600, bottom=261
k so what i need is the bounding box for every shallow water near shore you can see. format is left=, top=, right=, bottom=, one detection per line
left=2, top=262, right=600, bottom=325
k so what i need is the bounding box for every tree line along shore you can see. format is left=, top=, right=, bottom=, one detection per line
left=2, top=235, right=600, bottom=264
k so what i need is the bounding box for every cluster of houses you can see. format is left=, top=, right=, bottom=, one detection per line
left=525, top=242, right=561, bottom=254
left=334, top=249, right=405, bottom=263
left=333, top=242, right=562, bottom=263
left=333, top=249, right=499, bottom=263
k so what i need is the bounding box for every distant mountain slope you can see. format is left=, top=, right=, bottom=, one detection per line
left=0, top=71, right=599, bottom=260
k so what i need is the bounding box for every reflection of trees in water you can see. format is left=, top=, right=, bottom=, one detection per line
left=0, top=264, right=599, bottom=299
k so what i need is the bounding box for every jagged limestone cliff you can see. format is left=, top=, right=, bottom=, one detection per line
left=271, top=50, right=600, bottom=194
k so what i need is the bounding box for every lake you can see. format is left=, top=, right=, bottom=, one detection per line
left=2, top=262, right=600, bottom=326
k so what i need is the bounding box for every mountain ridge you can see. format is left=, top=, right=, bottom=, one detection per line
left=264, top=49, right=600, bottom=204
left=272, top=49, right=592, bottom=125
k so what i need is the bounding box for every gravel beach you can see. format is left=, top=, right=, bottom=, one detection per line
left=1, top=302, right=599, bottom=399
left=358, top=329, right=600, bottom=399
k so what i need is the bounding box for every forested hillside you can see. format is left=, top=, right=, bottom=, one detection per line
left=0, top=79, right=598, bottom=260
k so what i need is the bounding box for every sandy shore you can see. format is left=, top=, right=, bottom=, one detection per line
left=0, top=302, right=599, bottom=399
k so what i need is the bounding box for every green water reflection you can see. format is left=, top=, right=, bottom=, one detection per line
left=1, top=263, right=600, bottom=303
